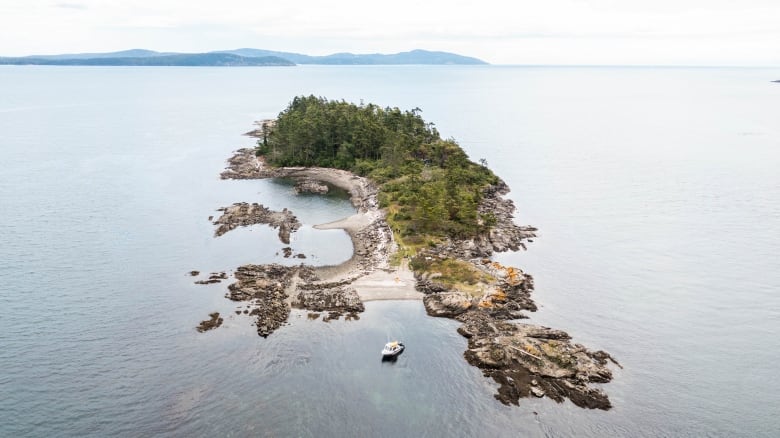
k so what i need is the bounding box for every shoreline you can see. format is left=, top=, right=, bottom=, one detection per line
left=204, top=137, right=617, bottom=409
left=220, top=148, right=417, bottom=300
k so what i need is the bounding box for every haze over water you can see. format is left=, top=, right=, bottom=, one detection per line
left=1, top=65, right=778, bottom=437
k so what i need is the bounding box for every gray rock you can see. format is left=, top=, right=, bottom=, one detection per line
left=294, top=178, right=329, bottom=195
left=212, top=202, right=301, bottom=244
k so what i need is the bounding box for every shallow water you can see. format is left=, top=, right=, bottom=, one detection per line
left=1, top=65, right=779, bottom=437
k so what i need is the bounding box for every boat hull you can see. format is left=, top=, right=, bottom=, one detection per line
left=381, top=342, right=405, bottom=357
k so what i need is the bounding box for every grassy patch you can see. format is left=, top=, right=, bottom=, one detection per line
left=386, top=202, right=442, bottom=266
left=410, top=256, right=495, bottom=294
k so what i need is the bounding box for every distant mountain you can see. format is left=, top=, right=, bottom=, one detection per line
left=217, top=48, right=487, bottom=65
left=20, top=49, right=173, bottom=60
left=0, top=48, right=487, bottom=66
left=0, top=53, right=294, bottom=67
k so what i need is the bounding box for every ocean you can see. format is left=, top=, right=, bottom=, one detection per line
left=1, top=65, right=778, bottom=437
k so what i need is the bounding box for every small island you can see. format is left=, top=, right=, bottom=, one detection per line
left=202, top=96, right=619, bottom=410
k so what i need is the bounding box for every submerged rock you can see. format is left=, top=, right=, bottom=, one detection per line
left=195, top=271, right=228, bottom=285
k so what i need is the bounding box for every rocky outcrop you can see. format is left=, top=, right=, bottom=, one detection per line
left=412, top=192, right=615, bottom=409
left=219, top=262, right=370, bottom=337
left=415, top=255, right=536, bottom=319
left=423, top=291, right=472, bottom=317
left=294, top=178, right=329, bottom=195
left=219, top=148, right=283, bottom=180
left=475, top=181, right=537, bottom=256
left=213, top=202, right=301, bottom=244
left=225, top=264, right=306, bottom=337
left=196, top=312, right=223, bottom=332
left=416, top=256, right=615, bottom=409
left=458, top=312, right=618, bottom=409
left=292, top=286, right=364, bottom=313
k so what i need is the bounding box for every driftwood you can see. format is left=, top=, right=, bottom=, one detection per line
left=508, top=345, right=543, bottom=362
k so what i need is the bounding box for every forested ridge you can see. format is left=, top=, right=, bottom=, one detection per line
left=259, top=96, right=499, bottom=241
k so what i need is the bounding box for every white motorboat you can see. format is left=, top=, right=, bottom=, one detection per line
left=382, top=341, right=405, bottom=357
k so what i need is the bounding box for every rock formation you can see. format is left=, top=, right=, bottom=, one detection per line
left=213, top=202, right=301, bottom=244
left=196, top=312, right=223, bottom=332
left=294, top=178, right=329, bottom=195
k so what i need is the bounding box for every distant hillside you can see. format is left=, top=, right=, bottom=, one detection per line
left=19, top=49, right=173, bottom=60
left=0, top=53, right=294, bottom=67
left=1, top=48, right=487, bottom=66
left=217, top=48, right=488, bottom=65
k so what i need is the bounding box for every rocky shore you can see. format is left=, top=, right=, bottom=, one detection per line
left=414, top=254, right=618, bottom=408
left=294, top=178, right=329, bottom=195
left=198, top=139, right=617, bottom=409
left=213, top=202, right=301, bottom=244
left=201, top=147, right=395, bottom=337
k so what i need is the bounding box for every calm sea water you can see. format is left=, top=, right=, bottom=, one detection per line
left=1, top=65, right=779, bottom=437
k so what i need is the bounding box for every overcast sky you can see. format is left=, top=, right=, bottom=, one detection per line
left=1, top=0, right=778, bottom=65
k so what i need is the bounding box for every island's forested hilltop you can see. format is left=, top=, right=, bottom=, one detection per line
left=0, top=49, right=486, bottom=66
left=259, top=95, right=498, bottom=240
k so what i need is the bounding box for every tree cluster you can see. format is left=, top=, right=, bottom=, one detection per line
left=259, top=95, right=499, bottom=238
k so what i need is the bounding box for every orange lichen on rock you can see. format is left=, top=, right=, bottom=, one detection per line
left=492, top=288, right=507, bottom=302
left=485, top=261, right=523, bottom=286
left=505, top=267, right=522, bottom=286
left=478, top=298, right=494, bottom=308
